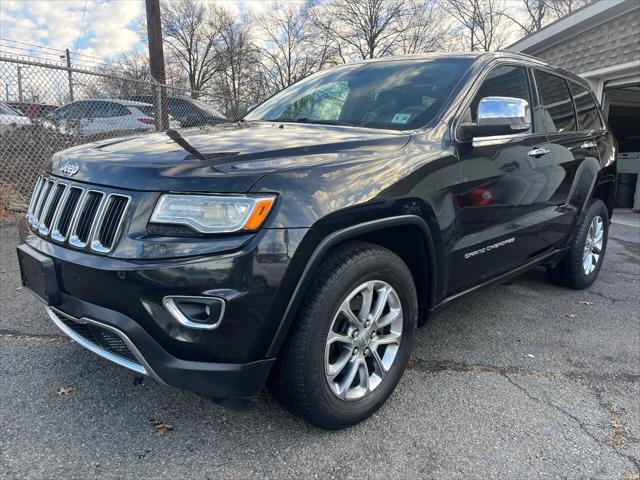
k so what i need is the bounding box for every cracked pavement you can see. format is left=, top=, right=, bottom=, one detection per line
left=1, top=216, right=639, bottom=479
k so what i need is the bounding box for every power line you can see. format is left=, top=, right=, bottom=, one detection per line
left=75, top=0, right=89, bottom=52
left=0, top=38, right=117, bottom=67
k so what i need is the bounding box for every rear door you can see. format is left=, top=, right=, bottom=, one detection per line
left=533, top=70, right=599, bottom=229
left=569, top=80, right=610, bottom=169
left=450, top=64, right=556, bottom=293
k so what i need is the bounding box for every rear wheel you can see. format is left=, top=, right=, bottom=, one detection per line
left=269, top=241, right=418, bottom=429
left=548, top=199, right=609, bottom=289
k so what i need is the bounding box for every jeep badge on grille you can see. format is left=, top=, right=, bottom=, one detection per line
left=60, top=161, right=80, bottom=177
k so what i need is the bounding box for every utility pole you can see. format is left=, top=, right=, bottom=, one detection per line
left=5, top=83, right=9, bottom=102
left=65, top=49, right=74, bottom=102
left=17, top=66, right=23, bottom=102
left=145, top=0, right=169, bottom=130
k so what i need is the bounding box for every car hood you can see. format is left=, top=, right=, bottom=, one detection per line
left=47, top=122, right=410, bottom=192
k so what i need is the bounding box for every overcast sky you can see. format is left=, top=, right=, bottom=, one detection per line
left=0, top=0, right=290, bottom=63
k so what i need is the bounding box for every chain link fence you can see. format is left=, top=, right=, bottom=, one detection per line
left=0, top=55, right=254, bottom=217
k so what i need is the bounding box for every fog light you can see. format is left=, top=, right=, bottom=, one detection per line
left=163, top=296, right=225, bottom=330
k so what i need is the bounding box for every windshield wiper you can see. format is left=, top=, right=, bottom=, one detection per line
left=268, top=117, right=360, bottom=127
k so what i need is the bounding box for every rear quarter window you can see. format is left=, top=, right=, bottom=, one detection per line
left=569, top=82, right=603, bottom=131
left=534, top=70, right=576, bottom=133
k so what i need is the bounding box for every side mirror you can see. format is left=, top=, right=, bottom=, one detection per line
left=460, top=96, right=531, bottom=140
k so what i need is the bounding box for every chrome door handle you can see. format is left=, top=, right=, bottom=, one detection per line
left=581, top=141, right=597, bottom=149
left=528, top=147, right=550, bottom=157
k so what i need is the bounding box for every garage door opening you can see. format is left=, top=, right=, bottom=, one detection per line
left=603, top=84, right=640, bottom=209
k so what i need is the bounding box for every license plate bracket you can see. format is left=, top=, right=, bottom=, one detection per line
left=16, top=245, right=60, bottom=306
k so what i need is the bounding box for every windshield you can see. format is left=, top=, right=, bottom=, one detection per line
left=246, top=58, right=472, bottom=130
left=0, top=103, right=21, bottom=116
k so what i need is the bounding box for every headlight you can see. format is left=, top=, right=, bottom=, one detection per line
left=150, top=194, right=276, bottom=234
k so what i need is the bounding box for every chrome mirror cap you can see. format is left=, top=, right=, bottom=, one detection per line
left=477, top=96, right=531, bottom=131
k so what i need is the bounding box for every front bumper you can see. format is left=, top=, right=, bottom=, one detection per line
left=43, top=304, right=274, bottom=402
left=18, top=223, right=308, bottom=402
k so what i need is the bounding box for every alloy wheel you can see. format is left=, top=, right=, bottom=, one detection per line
left=583, top=215, right=604, bottom=275
left=324, top=280, right=403, bottom=401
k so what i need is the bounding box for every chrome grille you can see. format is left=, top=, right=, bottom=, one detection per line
left=26, top=176, right=130, bottom=254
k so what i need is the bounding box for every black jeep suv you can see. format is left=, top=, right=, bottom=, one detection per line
left=17, top=52, right=616, bottom=429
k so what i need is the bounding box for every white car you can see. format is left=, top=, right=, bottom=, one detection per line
left=47, top=99, right=171, bottom=137
left=0, top=102, right=31, bottom=133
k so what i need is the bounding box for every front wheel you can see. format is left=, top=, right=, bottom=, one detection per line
left=548, top=199, right=609, bottom=289
left=269, top=242, right=418, bottom=429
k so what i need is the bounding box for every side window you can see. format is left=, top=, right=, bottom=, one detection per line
left=570, top=82, right=603, bottom=131
left=66, top=102, right=87, bottom=119
left=534, top=70, right=576, bottom=133
left=468, top=65, right=532, bottom=132
left=52, top=105, right=69, bottom=120
left=109, top=103, right=130, bottom=117
left=91, top=102, right=111, bottom=118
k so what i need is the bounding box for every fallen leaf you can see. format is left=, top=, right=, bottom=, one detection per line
left=15, top=286, right=23, bottom=291
left=578, top=301, right=594, bottom=306
left=566, top=313, right=577, bottom=320
left=56, top=387, right=77, bottom=396
left=153, top=422, right=174, bottom=436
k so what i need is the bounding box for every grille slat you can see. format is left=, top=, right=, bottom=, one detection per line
left=95, top=196, right=129, bottom=252
left=26, top=176, right=130, bottom=253
left=75, top=191, right=103, bottom=244
left=32, top=180, right=53, bottom=226
left=52, top=187, right=83, bottom=241
left=40, top=184, right=66, bottom=233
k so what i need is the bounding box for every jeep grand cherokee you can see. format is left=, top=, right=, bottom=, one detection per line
left=17, top=52, right=616, bottom=429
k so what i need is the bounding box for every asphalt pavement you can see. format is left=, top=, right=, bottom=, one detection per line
left=1, top=214, right=638, bottom=480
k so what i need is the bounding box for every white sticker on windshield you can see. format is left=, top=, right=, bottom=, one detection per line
left=391, top=113, right=411, bottom=124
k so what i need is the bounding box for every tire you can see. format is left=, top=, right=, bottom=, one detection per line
left=269, top=241, right=418, bottom=429
left=548, top=199, right=609, bottom=289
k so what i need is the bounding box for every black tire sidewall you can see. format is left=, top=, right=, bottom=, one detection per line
left=302, top=251, right=417, bottom=427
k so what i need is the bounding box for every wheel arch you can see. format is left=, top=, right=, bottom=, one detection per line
left=265, top=215, right=438, bottom=358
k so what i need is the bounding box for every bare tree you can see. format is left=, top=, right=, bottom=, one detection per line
left=505, top=0, right=590, bottom=36
left=548, top=0, right=590, bottom=18
left=208, top=6, right=258, bottom=117
left=310, top=0, right=415, bottom=60
left=161, top=0, right=220, bottom=98
left=504, top=0, right=547, bottom=35
left=252, top=2, right=332, bottom=92
left=396, top=0, right=449, bottom=54
left=444, top=0, right=507, bottom=51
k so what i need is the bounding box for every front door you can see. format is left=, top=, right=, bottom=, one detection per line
left=448, top=64, right=558, bottom=294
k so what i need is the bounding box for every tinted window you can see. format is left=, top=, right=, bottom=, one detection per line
left=534, top=70, right=576, bottom=133
left=0, top=103, right=19, bottom=115
left=247, top=58, right=473, bottom=130
left=136, top=105, right=155, bottom=117
left=109, top=103, right=130, bottom=117
left=91, top=102, right=111, bottom=118
left=469, top=65, right=532, bottom=131
left=570, top=82, right=602, bottom=131
left=67, top=102, right=91, bottom=119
